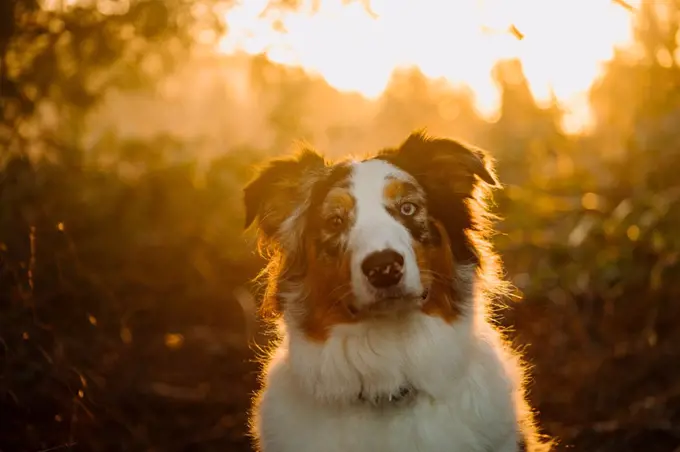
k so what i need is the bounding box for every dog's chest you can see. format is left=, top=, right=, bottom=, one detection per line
left=263, top=391, right=503, bottom=452
left=255, top=317, right=518, bottom=452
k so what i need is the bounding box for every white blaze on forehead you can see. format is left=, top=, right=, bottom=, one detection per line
left=348, top=159, right=423, bottom=305
left=351, top=159, right=414, bottom=198
left=350, top=159, right=413, bottom=237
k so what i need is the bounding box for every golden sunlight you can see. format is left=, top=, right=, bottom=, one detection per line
left=217, top=0, right=641, bottom=134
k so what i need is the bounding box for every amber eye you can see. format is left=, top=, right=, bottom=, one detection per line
left=327, top=215, right=344, bottom=229
left=399, top=202, right=418, bottom=216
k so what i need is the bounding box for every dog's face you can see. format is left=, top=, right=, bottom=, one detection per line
left=244, top=132, right=498, bottom=339
left=312, top=159, right=429, bottom=311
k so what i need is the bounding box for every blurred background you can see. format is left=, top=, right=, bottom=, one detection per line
left=1, top=0, right=680, bottom=451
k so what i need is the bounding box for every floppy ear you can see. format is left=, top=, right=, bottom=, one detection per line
left=378, top=130, right=499, bottom=266
left=243, top=149, right=326, bottom=239
left=382, top=130, right=499, bottom=197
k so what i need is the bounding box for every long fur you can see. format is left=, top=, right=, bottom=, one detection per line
left=244, top=131, right=551, bottom=452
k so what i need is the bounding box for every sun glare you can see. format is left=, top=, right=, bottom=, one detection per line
left=217, top=0, right=641, bottom=134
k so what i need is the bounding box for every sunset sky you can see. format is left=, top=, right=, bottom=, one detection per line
left=217, top=0, right=642, bottom=133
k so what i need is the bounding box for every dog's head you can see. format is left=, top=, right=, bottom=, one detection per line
left=244, top=131, right=499, bottom=340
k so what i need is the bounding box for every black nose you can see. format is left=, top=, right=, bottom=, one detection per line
left=361, top=249, right=405, bottom=288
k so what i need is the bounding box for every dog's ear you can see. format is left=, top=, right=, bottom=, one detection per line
left=379, top=130, right=499, bottom=266
left=380, top=130, right=498, bottom=197
left=244, top=149, right=326, bottom=239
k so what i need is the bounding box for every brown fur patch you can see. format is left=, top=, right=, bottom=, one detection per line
left=243, top=149, right=326, bottom=240
left=376, top=131, right=501, bottom=268
left=258, top=181, right=303, bottom=237
left=297, top=238, right=357, bottom=342
left=259, top=253, right=285, bottom=317
left=323, top=187, right=355, bottom=213
left=415, top=220, right=461, bottom=323
left=252, top=161, right=356, bottom=340
left=383, top=178, right=408, bottom=202
left=429, top=152, right=492, bottom=197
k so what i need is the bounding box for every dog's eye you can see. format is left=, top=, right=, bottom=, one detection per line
left=399, top=202, right=418, bottom=216
left=327, top=215, right=344, bottom=229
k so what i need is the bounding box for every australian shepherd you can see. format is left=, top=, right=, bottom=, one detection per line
left=243, top=131, right=549, bottom=452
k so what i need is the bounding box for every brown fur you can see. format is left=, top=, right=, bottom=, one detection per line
left=324, top=187, right=355, bottom=213
left=244, top=149, right=327, bottom=242
left=378, top=131, right=504, bottom=298
left=297, top=238, right=357, bottom=341
left=415, top=220, right=461, bottom=323
left=383, top=178, right=410, bottom=201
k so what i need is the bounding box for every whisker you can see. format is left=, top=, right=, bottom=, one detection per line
left=421, top=269, right=456, bottom=287
left=328, top=282, right=353, bottom=298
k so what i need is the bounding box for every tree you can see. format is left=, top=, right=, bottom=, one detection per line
left=0, top=0, right=226, bottom=164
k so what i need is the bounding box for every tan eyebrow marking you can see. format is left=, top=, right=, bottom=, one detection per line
left=384, top=178, right=420, bottom=202
left=323, top=187, right=355, bottom=214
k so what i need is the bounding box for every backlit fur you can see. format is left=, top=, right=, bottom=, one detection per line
left=243, top=131, right=551, bottom=452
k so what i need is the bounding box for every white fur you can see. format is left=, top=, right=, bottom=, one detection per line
left=348, top=160, right=424, bottom=306
left=252, top=304, right=527, bottom=452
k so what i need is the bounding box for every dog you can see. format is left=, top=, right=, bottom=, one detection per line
left=243, top=131, right=549, bottom=452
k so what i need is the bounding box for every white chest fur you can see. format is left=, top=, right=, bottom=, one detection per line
left=251, top=312, right=524, bottom=452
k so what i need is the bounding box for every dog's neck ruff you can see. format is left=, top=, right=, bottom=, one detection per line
left=357, top=383, right=417, bottom=408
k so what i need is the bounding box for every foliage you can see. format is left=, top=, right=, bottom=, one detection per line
left=2, top=1, right=680, bottom=451
left=0, top=0, right=226, bottom=164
